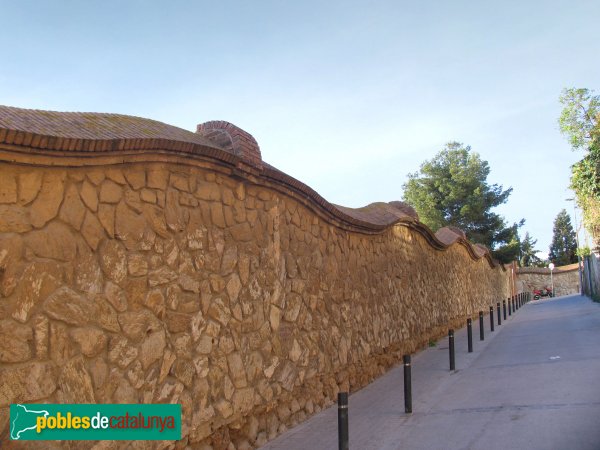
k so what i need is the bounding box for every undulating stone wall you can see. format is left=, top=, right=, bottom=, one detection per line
left=516, top=263, right=580, bottom=297
left=0, top=107, right=512, bottom=449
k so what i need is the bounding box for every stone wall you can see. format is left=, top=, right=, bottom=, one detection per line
left=516, top=263, right=580, bottom=297
left=582, top=253, right=600, bottom=299
left=0, top=108, right=512, bottom=449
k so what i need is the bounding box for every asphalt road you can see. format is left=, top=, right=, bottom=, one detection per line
left=260, top=294, right=600, bottom=450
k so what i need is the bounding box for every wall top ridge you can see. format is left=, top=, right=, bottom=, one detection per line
left=0, top=105, right=220, bottom=149
left=517, top=262, right=580, bottom=274
left=0, top=105, right=502, bottom=268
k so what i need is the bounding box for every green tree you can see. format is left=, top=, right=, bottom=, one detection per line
left=548, top=209, right=578, bottom=266
left=402, top=142, right=522, bottom=263
left=490, top=223, right=522, bottom=264
left=519, top=232, right=542, bottom=267
left=559, top=88, right=600, bottom=239
left=559, top=88, right=600, bottom=151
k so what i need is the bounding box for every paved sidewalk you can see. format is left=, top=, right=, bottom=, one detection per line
left=260, top=295, right=600, bottom=450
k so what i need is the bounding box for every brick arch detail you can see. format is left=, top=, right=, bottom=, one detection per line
left=197, top=120, right=262, bottom=169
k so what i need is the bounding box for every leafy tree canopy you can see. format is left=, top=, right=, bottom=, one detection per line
left=548, top=209, right=578, bottom=266
left=402, top=142, right=522, bottom=263
left=559, top=88, right=600, bottom=240
left=559, top=88, right=600, bottom=151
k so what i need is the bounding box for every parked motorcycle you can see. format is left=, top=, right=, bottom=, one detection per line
left=533, top=287, right=553, bottom=300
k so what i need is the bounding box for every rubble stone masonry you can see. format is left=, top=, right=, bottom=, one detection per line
left=0, top=107, right=511, bottom=449
left=516, top=263, right=580, bottom=297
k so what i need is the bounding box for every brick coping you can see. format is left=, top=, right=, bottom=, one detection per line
left=0, top=105, right=503, bottom=269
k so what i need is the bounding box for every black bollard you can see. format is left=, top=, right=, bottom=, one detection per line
left=503, top=300, right=507, bottom=320
left=338, top=392, right=349, bottom=450
left=467, top=318, right=473, bottom=352
left=497, top=302, right=501, bottom=325
left=508, top=297, right=512, bottom=316
left=479, top=311, right=484, bottom=341
left=403, top=354, right=412, bottom=414
left=512, top=297, right=515, bottom=313
left=449, top=329, right=455, bottom=370
left=489, top=306, right=494, bottom=332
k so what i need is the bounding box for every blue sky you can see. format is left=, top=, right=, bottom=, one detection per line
left=2, top=0, right=599, bottom=255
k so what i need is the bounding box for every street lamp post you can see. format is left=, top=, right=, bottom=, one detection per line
left=549, top=262, right=555, bottom=297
